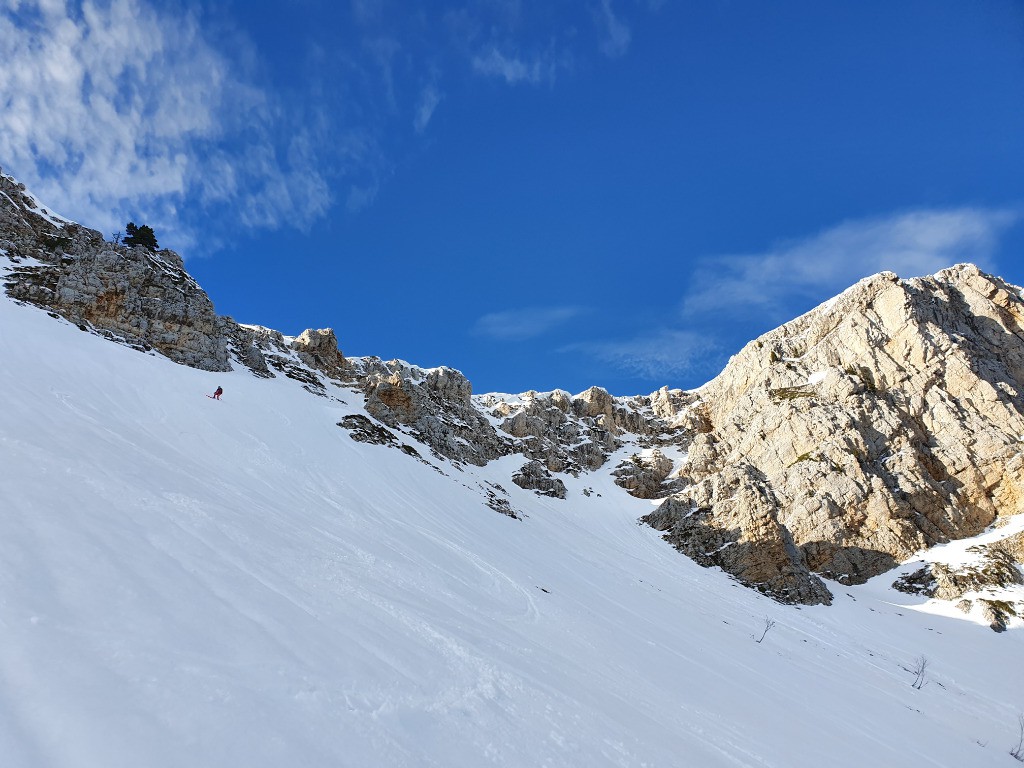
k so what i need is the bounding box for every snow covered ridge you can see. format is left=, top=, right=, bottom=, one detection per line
left=0, top=168, right=73, bottom=228
left=3, top=168, right=1024, bottom=622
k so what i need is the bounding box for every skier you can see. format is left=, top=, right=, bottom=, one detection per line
left=212, top=386, right=223, bottom=400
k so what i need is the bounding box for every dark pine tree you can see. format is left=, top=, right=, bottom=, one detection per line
left=123, top=221, right=158, bottom=251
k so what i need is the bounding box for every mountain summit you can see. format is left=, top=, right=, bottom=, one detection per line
left=646, top=264, right=1024, bottom=610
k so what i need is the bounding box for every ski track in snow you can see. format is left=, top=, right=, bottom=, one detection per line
left=0, top=276, right=1022, bottom=767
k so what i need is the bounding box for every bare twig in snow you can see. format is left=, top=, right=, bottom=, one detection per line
left=1010, top=713, right=1024, bottom=761
left=754, top=616, right=776, bottom=644
left=911, top=655, right=929, bottom=689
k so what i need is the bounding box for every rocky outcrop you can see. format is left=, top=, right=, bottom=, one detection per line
left=613, top=449, right=675, bottom=498
left=892, top=534, right=1024, bottom=631
left=2, top=171, right=231, bottom=371
left=644, top=465, right=835, bottom=604
left=337, top=414, right=422, bottom=459
left=228, top=324, right=289, bottom=378
left=230, top=324, right=333, bottom=390
left=482, top=483, right=521, bottom=520
left=645, top=265, right=1024, bottom=604
left=478, top=387, right=686, bottom=477
left=894, top=548, right=1023, bottom=602
left=480, top=389, right=613, bottom=474
left=975, top=600, right=1018, bottom=633
left=512, top=460, right=568, bottom=499
left=355, top=359, right=513, bottom=466
left=292, top=328, right=347, bottom=379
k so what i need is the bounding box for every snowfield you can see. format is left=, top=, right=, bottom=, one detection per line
left=1, top=281, right=1022, bottom=768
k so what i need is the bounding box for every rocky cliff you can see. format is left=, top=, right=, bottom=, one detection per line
left=3, top=167, right=1022, bottom=620
left=1, top=172, right=232, bottom=371
left=644, top=266, right=1024, bottom=605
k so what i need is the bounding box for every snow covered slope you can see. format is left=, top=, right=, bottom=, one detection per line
left=1, top=266, right=1023, bottom=767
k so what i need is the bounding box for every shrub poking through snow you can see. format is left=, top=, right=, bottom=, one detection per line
left=910, top=655, right=929, bottom=690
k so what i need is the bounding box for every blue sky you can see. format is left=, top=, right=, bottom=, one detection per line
left=2, top=1, right=1023, bottom=395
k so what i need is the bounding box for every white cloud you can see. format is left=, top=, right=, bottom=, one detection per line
left=364, top=36, right=401, bottom=112
left=0, top=0, right=331, bottom=251
left=471, top=47, right=558, bottom=86
left=681, top=208, right=1021, bottom=320
left=565, top=329, right=720, bottom=380
left=563, top=207, right=1020, bottom=386
left=414, top=81, right=442, bottom=134
left=597, top=0, right=631, bottom=58
left=0, top=1, right=663, bottom=250
left=473, top=306, right=585, bottom=341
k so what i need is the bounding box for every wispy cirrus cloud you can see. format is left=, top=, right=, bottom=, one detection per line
left=414, top=79, right=443, bottom=133
left=563, top=207, right=1020, bottom=388
left=473, top=306, right=586, bottom=341
left=597, top=0, right=631, bottom=58
left=461, top=1, right=638, bottom=86
left=0, top=0, right=335, bottom=252
left=681, top=207, right=1021, bottom=321
left=0, top=0, right=658, bottom=253
left=471, top=47, right=562, bottom=86
left=564, top=329, right=721, bottom=381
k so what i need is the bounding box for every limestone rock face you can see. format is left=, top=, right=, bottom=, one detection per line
left=644, top=465, right=835, bottom=604
left=894, top=548, right=1023, bottom=602
left=645, top=265, right=1024, bottom=603
left=612, top=449, right=675, bottom=499
left=481, top=389, right=613, bottom=474
left=478, top=387, right=685, bottom=477
left=974, top=598, right=1015, bottom=634
left=573, top=386, right=616, bottom=422
left=292, top=328, right=346, bottom=379
left=512, top=460, right=568, bottom=499
left=1, top=171, right=230, bottom=371
left=228, top=325, right=277, bottom=378
left=648, top=386, right=698, bottom=425
left=357, top=359, right=513, bottom=466
left=892, top=539, right=1024, bottom=631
